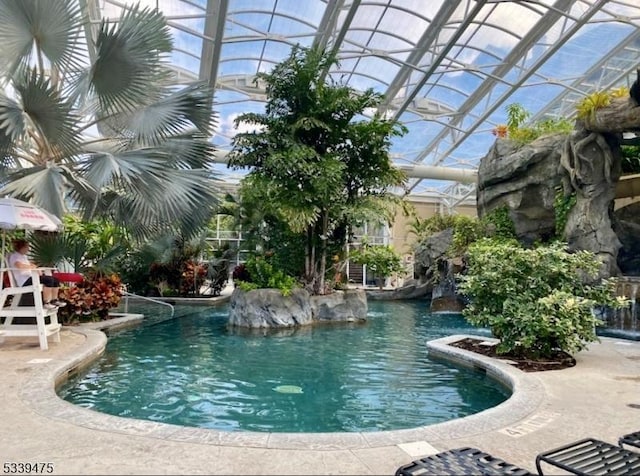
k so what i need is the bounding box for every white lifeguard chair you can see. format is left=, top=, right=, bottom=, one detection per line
left=0, top=264, right=61, bottom=350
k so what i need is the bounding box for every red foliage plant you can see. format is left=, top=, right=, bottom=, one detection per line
left=58, top=273, right=123, bottom=324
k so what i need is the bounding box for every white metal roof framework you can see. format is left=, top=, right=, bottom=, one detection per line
left=88, top=0, right=640, bottom=206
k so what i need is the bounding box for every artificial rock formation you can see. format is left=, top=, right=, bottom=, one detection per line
left=430, top=257, right=466, bottom=313
left=412, top=228, right=465, bottom=312
left=477, top=129, right=623, bottom=278
left=477, top=133, right=565, bottom=244
left=310, top=289, right=367, bottom=322
left=228, top=288, right=367, bottom=328
left=228, top=288, right=313, bottom=328
left=560, top=128, right=622, bottom=277
left=414, top=228, right=454, bottom=278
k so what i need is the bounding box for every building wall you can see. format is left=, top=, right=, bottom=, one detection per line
left=390, top=197, right=477, bottom=256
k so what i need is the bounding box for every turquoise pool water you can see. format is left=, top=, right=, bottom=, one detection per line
left=58, top=301, right=509, bottom=432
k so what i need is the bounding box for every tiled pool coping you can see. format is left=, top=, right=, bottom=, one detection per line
left=19, top=321, right=545, bottom=451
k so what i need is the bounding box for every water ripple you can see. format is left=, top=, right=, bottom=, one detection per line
left=59, top=301, right=509, bottom=432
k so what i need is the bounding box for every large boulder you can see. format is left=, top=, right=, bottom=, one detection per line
left=414, top=228, right=454, bottom=279
left=228, top=288, right=313, bottom=328
left=310, top=289, right=367, bottom=322
left=477, top=134, right=566, bottom=243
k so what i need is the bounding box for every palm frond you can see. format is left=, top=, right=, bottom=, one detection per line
left=160, top=134, right=214, bottom=169
left=0, top=0, right=85, bottom=77
left=116, top=83, right=215, bottom=145
left=14, top=69, right=81, bottom=158
left=0, top=91, right=27, bottom=143
left=79, top=149, right=165, bottom=189
left=1, top=164, right=69, bottom=217
left=79, top=148, right=220, bottom=238
left=90, top=4, right=172, bottom=113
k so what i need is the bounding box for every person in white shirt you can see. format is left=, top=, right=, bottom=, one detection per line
left=7, top=239, right=67, bottom=310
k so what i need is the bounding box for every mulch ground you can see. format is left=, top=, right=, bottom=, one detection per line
left=449, top=337, right=576, bottom=372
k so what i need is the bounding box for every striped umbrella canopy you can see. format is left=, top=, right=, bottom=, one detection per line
left=0, top=198, right=62, bottom=259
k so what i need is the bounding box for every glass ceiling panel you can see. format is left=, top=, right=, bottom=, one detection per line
left=219, top=58, right=263, bottom=77
left=274, top=0, right=325, bottom=22
left=91, top=0, right=640, bottom=203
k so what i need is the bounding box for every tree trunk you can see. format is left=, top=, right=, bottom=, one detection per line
left=582, top=97, right=640, bottom=133
left=305, top=226, right=313, bottom=283
left=317, top=210, right=329, bottom=295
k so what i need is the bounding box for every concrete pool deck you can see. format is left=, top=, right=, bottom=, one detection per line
left=1, top=318, right=639, bottom=475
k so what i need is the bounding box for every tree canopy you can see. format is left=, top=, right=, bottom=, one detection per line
left=229, top=45, right=406, bottom=294
left=0, top=1, right=220, bottom=239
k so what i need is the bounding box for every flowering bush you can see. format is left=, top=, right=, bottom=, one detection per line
left=58, top=273, right=123, bottom=324
left=458, top=239, right=626, bottom=358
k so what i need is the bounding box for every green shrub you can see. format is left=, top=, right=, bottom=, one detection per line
left=480, top=206, right=517, bottom=240
left=458, top=239, right=625, bottom=358
left=237, top=256, right=297, bottom=296
left=621, top=145, right=640, bottom=174
left=350, top=244, right=404, bottom=286
left=496, top=103, right=573, bottom=145
left=411, top=210, right=515, bottom=257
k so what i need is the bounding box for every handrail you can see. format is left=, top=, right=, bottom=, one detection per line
left=122, top=291, right=175, bottom=317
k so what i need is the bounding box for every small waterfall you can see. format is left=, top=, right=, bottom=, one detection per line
left=632, top=283, right=639, bottom=332
left=609, top=277, right=640, bottom=338
left=430, top=258, right=465, bottom=313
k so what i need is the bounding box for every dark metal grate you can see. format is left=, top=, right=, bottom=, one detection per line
left=619, top=431, right=640, bottom=451
left=536, top=438, right=640, bottom=475
left=395, top=447, right=532, bottom=476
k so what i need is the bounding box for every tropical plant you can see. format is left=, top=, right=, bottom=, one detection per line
left=228, top=45, right=406, bottom=294
left=621, top=145, right=640, bottom=174
left=409, top=209, right=515, bottom=257
left=506, top=103, right=531, bottom=133
left=458, top=239, right=625, bottom=359
left=29, top=215, right=128, bottom=273
left=58, top=272, right=123, bottom=324
left=554, top=189, right=577, bottom=239
left=492, top=104, right=573, bottom=145
left=236, top=255, right=298, bottom=296
left=114, top=232, right=208, bottom=295
left=0, top=1, right=219, bottom=239
left=203, top=246, right=233, bottom=296
left=350, top=243, right=404, bottom=289
left=576, top=91, right=611, bottom=121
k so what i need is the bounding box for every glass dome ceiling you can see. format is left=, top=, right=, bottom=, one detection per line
left=93, top=0, right=640, bottom=203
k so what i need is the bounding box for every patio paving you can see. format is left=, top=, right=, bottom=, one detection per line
left=1, top=310, right=639, bottom=475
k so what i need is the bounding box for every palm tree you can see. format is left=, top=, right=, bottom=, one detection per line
left=0, top=0, right=219, bottom=239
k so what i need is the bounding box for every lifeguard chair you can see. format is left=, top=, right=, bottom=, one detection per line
left=0, top=262, right=61, bottom=350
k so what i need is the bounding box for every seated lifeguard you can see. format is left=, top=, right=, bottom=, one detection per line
left=7, top=239, right=67, bottom=310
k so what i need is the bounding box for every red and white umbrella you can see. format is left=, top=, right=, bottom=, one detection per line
left=0, top=198, right=62, bottom=232
left=0, top=197, right=62, bottom=258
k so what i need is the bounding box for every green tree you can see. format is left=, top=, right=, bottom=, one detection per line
left=0, top=1, right=219, bottom=238
left=229, top=45, right=406, bottom=294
